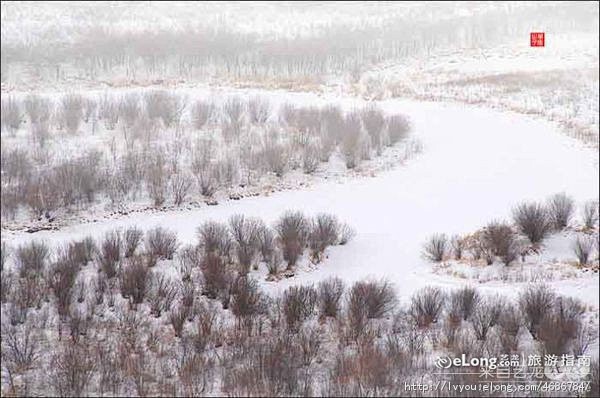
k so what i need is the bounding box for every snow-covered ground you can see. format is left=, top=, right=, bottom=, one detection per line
left=5, top=97, right=598, bottom=304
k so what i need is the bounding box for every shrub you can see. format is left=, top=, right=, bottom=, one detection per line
left=98, top=231, right=121, bottom=278
left=317, top=277, right=344, bottom=318
left=1, top=322, right=40, bottom=377
left=145, top=227, right=178, bottom=260
left=169, top=304, right=191, bottom=337
left=498, top=304, right=522, bottom=352
left=200, top=253, right=229, bottom=299
left=422, top=234, right=447, bottom=262
left=248, top=95, right=271, bottom=125
left=263, top=139, right=289, bottom=177
left=482, top=221, right=519, bottom=266
left=118, top=93, right=140, bottom=127
left=120, top=256, right=150, bottom=304
left=470, top=296, right=503, bottom=340
left=223, top=96, right=246, bottom=126
left=67, top=237, right=97, bottom=266
left=25, top=95, right=52, bottom=124
left=58, top=94, right=84, bottom=134
left=148, top=272, right=178, bottom=317
left=124, top=227, right=144, bottom=258
left=448, top=286, right=479, bottom=322
left=308, top=213, right=340, bottom=261
left=170, top=174, right=193, bottom=206
left=15, top=241, right=50, bottom=278
left=191, top=99, right=214, bottom=130
left=229, top=215, right=262, bottom=274
left=538, top=297, right=584, bottom=355
left=1, top=96, right=22, bottom=133
left=340, top=112, right=364, bottom=169
left=386, top=114, right=410, bottom=145
left=361, top=104, right=386, bottom=154
left=0, top=244, right=11, bottom=279
left=547, top=193, right=575, bottom=230
left=582, top=200, right=599, bottom=229
left=257, top=227, right=276, bottom=262
left=145, top=90, right=184, bottom=128
left=349, top=279, right=396, bottom=319
left=512, top=202, right=551, bottom=244
left=49, top=256, right=79, bottom=318
left=146, top=154, right=167, bottom=207
left=450, top=235, right=465, bottom=260
left=49, top=341, right=96, bottom=396
left=197, top=221, right=232, bottom=258
left=573, top=235, right=595, bottom=266
left=302, top=144, right=320, bottom=174
left=275, top=211, right=309, bottom=268
left=282, top=285, right=317, bottom=331
left=518, top=284, right=555, bottom=339
left=338, top=223, right=356, bottom=245
left=230, top=277, right=266, bottom=328
left=409, top=286, right=445, bottom=327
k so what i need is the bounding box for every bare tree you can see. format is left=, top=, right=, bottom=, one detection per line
left=547, top=192, right=575, bottom=230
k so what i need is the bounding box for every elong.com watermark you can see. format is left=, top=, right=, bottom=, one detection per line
left=435, top=354, right=497, bottom=369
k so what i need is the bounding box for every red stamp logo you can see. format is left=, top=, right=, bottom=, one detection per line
left=530, top=32, right=545, bottom=47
